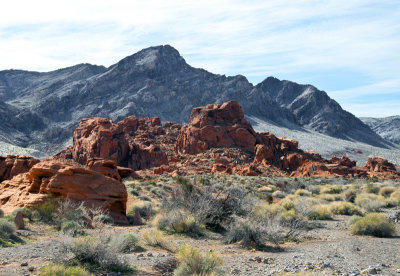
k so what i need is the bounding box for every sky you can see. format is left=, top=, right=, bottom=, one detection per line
left=0, top=0, right=399, bottom=117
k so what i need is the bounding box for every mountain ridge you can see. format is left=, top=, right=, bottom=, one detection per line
left=0, top=45, right=395, bottom=158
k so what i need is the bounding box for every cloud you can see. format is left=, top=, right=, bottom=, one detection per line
left=0, top=0, right=399, bottom=116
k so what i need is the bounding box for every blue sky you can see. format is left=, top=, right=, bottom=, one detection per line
left=0, top=0, right=399, bottom=117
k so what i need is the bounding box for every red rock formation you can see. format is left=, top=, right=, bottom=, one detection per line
left=0, top=155, right=40, bottom=182
left=0, top=160, right=128, bottom=223
left=86, top=158, right=121, bottom=181
left=175, top=101, right=258, bottom=154
left=71, top=116, right=169, bottom=171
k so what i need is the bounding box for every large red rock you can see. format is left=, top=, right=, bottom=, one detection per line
left=0, top=155, right=40, bottom=182
left=175, top=101, right=258, bottom=154
left=0, top=160, right=128, bottom=224
left=71, top=116, right=169, bottom=171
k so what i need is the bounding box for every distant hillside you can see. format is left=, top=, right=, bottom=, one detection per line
left=0, top=45, right=394, bottom=157
left=361, top=116, right=400, bottom=145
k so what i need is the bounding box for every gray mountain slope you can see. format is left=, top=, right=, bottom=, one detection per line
left=361, top=116, right=400, bottom=145
left=256, top=77, right=388, bottom=147
left=0, top=45, right=393, bottom=157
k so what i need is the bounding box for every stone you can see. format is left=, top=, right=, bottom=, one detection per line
left=0, top=160, right=128, bottom=223
left=175, top=101, right=258, bottom=154
left=20, top=262, right=28, bottom=266
left=0, top=155, right=40, bottom=182
left=14, top=211, right=25, bottom=230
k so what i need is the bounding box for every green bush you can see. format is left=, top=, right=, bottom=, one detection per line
left=308, top=205, right=332, bottom=220
left=39, top=264, right=92, bottom=276
left=389, top=191, right=400, bottom=206
left=0, top=218, right=16, bottom=239
left=93, top=214, right=113, bottom=224
left=109, top=233, right=139, bottom=253
left=355, top=193, right=385, bottom=212
left=174, top=245, right=223, bottom=276
left=294, top=189, right=312, bottom=197
left=0, top=209, right=4, bottom=218
left=61, top=221, right=83, bottom=237
left=320, top=185, right=343, bottom=194
left=155, top=211, right=205, bottom=237
left=30, top=197, right=59, bottom=222
left=61, top=234, right=133, bottom=272
left=141, top=228, right=176, bottom=252
left=129, top=201, right=154, bottom=220
left=343, top=190, right=357, bottom=203
left=379, top=186, right=396, bottom=198
left=328, top=202, right=363, bottom=216
left=350, top=213, right=396, bottom=237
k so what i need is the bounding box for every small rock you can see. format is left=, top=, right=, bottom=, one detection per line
left=396, top=268, right=400, bottom=273
left=28, top=267, right=35, bottom=271
left=231, top=268, right=240, bottom=274
left=255, top=256, right=262, bottom=263
left=157, top=253, right=165, bottom=257
left=106, top=273, right=118, bottom=276
left=137, top=253, right=144, bottom=258
left=147, top=252, right=153, bottom=257
left=1, top=262, right=8, bottom=265
left=20, top=262, right=28, bottom=267
left=249, top=257, right=255, bottom=262
left=360, top=267, right=377, bottom=275
left=14, top=211, right=25, bottom=230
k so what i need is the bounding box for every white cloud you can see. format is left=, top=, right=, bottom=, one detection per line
left=0, top=0, right=399, bottom=116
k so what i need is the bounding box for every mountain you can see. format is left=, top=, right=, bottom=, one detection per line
left=0, top=45, right=394, bottom=158
left=361, top=116, right=400, bottom=145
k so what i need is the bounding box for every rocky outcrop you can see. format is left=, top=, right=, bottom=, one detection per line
left=71, top=116, right=169, bottom=170
left=175, top=101, right=258, bottom=154
left=0, top=160, right=128, bottom=223
left=0, top=155, right=40, bottom=182
left=173, top=101, right=400, bottom=179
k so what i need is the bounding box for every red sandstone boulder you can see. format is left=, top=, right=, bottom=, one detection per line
left=0, top=155, right=40, bottom=182
left=0, top=160, right=128, bottom=224
left=72, top=117, right=129, bottom=165
left=86, top=158, right=121, bottom=181
left=175, top=101, right=258, bottom=154
left=71, top=116, right=169, bottom=171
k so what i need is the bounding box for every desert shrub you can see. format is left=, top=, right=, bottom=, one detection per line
left=30, top=197, right=60, bottom=222
left=379, top=186, right=396, bottom=198
left=272, top=190, right=286, bottom=199
left=318, top=193, right=342, bottom=202
left=93, top=214, right=113, bottom=224
left=226, top=207, right=306, bottom=247
left=280, top=197, right=295, bottom=210
left=162, top=178, right=257, bottom=231
left=109, top=233, right=139, bottom=253
left=350, top=213, right=396, bottom=237
left=348, top=215, right=362, bottom=226
left=174, top=245, right=223, bottom=276
left=155, top=210, right=205, bottom=237
left=61, top=221, right=83, bottom=237
left=363, top=183, right=380, bottom=194
left=328, top=202, right=363, bottom=216
left=388, top=191, right=400, bottom=206
left=292, top=197, right=321, bottom=217
left=54, top=200, right=91, bottom=228
left=294, top=189, right=312, bottom=197
left=60, top=234, right=133, bottom=272
left=0, top=218, right=16, bottom=239
left=343, top=190, right=357, bottom=203
left=138, top=195, right=152, bottom=201
left=355, top=193, right=386, bottom=212
left=129, top=201, right=154, bottom=220
left=320, top=185, right=343, bottom=194
left=39, top=264, right=92, bottom=276
left=306, top=185, right=320, bottom=195
left=141, top=228, right=175, bottom=252
left=308, top=204, right=332, bottom=220
left=0, top=209, right=3, bottom=218
left=225, top=216, right=266, bottom=246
